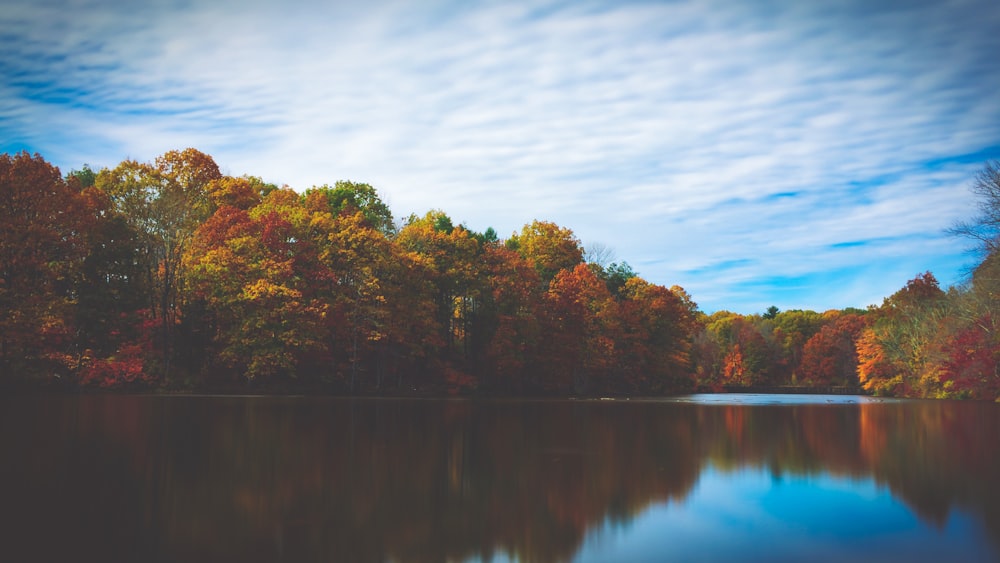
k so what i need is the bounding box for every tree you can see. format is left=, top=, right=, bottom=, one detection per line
left=948, top=160, right=1000, bottom=257
left=66, top=164, right=97, bottom=188
left=475, top=244, right=543, bottom=392
left=0, top=152, right=87, bottom=378
left=205, top=176, right=274, bottom=211
left=396, top=211, right=482, bottom=374
left=538, top=263, right=620, bottom=393
left=304, top=181, right=395, bottom=235
left=583, top=242, right=616, bottom=268
left=470, top=226, right=499, bottom=246
left=184, top=195, right=330, bottom=382
left=883, top=272, right=945, bottom=313
left=938, top=160, right=1000, bottom=400
left=95, top=149, right=222, bottom=378
left=617, top=278, right=697, bottom=392
left=857, top=327, right=906, bottom=395
left=508, top=220, right=584, bottom=284
left=857, top=273, right=947, bottom=396
left=799, top=313, right=867, bottom=387
left=74, top=186, right=150, bottom=360
left=771, top=309, right=826, bottom=381
left=322, top=208, right=410, bottom=390
left=598, top=262, right=637, bottom=298
left=935, top=314, right=998, bottom=399
left=705, top=314, right=773, bottom=386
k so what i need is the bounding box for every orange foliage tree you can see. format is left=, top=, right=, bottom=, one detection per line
left=184, top=192, right=330, bottom=381
left=617, top=278, right=698, bottom=392
left=537, top=264, right=620, bottom=393
left=0, top=152, right=88, bottom=380
left=474, top=244, right=543, bottom=393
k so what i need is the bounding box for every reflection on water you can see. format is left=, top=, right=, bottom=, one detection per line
left=0, top=395, right=997, bottom=562
left=577, top=469, right=992, bottom=563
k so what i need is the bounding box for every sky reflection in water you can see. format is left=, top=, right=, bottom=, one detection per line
left=1, top=394, right=997, bottom=562
left=574, top=467, right=991, bottom=563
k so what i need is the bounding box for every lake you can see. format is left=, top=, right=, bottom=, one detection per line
left=1, top=394, right=997, bottom=562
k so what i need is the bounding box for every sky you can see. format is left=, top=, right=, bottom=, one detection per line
left=3, top=0, right=1000, bottom=314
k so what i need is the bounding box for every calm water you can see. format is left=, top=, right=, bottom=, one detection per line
left=1, top=394, right=998, bottom=562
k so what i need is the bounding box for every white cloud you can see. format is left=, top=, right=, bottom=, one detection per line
left=2, top=0, right=999, bottom=312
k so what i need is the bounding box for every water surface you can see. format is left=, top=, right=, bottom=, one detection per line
left=1, top=394, right=997, bottom=562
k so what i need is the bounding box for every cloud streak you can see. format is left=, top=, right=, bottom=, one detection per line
left=2, top=0, right=999, bottom=312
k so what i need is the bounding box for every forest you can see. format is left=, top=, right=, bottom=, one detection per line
left=1, top=149, right=998, bottom=400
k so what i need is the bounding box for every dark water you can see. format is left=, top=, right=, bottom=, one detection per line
left=1, top=394, right=998, bottom=562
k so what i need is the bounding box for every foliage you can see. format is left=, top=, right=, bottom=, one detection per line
left=95, top=148, right=223, bottom=380
left=4, top=150, right=999, bottom=400
left=799, top=313, right=867, bottom=386
left=185, top=196, right=330, bottom=381
left=508, top=220, right=584, bottom=284
left=77, top=311, right=158, bottom=388
left=305, top=181, right=395, bottom=235
left=0, top=152, right=88, bottom=378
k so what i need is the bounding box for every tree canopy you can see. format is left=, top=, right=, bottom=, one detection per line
left=2, top=150, right=998, bottom=400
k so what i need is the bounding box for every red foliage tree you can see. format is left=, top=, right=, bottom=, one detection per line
left=939, top=316, right=1000, bottom=399
left=0, top=152, right=87, bottom=379
left=799, top=313, right=867, bottom=386
left=538, top=264, right=619, bottom=393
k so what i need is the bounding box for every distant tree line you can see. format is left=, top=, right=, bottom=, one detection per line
left=1, top=150, right=997, bottom=399
left=692, top=162, right=1000, bottom=401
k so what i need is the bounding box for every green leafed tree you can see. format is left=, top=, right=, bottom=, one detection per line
left=304, top=181, right=395, bottom=235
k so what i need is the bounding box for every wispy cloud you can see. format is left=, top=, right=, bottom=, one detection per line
left=2, top=0, right=999, bottom=312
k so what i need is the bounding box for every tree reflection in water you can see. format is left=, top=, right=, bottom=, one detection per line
left=0, top=395, right=997, bottom=562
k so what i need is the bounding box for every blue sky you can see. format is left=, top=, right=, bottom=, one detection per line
left=3, top=0, right=999, bottom=314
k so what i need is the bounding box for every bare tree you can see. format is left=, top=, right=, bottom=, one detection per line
left=948, top=160, right=1000, bottom=257
left=583, top=242, right=616, bottom=268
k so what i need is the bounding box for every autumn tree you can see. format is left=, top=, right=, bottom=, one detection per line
left=206, top=175, right=275, bottom=211
left=373, top=244, right=441, bottom=390
left=857, top=273, right=946, bottom=396
left=508, top=220, right=584, bottom=284
left=0, top=152, right=87, bottom=379
left=617, top=278, right=698, bottom=392
left=938, top=160, right=1000, bottom=398
left=184, top=191, right=330, bottom=382
left=474, top=244, right=543, bottom=392
left=537, top=263, right=620, bottom=393
left=771, top=309, right=826, bottom=382
left=1, top=147, right=755, bottom=396
left=396, top=211, right=483, bottom=382
left=95, top=148, right=222, bottom=378
left=703, top=313, right=774, bottom=386
left=799, top=313, right=867, bottom=387
left=689, top=325, right=722, bottom=387
left=931, top=298, right=999, bottom=399
left=67, top=166, right=149, bottom=362
left=321, top=208, right=437, bottom=390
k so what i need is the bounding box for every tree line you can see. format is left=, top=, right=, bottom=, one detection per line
left=1, top=149, right=997, bottom=399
